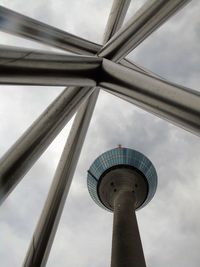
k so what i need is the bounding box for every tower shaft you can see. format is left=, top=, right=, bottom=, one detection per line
left=111, top=191, right=146, bottom=267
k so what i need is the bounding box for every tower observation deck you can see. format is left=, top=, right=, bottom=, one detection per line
left=87, top=147, right=157, bottom=267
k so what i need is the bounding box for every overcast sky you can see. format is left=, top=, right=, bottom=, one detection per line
left=0, top=0, right=200, bottom=266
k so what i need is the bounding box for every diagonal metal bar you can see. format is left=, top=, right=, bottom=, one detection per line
left=103, top=0, right=131, bottom=43
left=0, top=6, right=167, bottom=83
left=23, top=90, right=99, bottom=267
left=120, top=58, right=165, bottom=80
left=0, top=45, right=101, bottom=86
left=0, top=86, right=95, bottom=205
left=22, top=1, right=131, bottom=266
left=100, top=59, right=200, bottom=136
left=98, top=0, right=191, bottom=62
left=0, top=6, right=101, bottom=55
left=0, top=3, right=186, bottom=81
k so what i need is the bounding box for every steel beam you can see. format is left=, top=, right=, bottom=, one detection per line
left=0, top=6, right=166, bottom=83
left=0, top=46, right=101, bottom=86
left=0, top=86, right=95, bottom=205
left=103, top=0, right=131, bottom=43
left=0, top=6, right=101, bottom=55
left=100, top=59, right=200, bottom=136
left=120, top=58, right=165, bottom=80
left=23, top=90, right=99, bottom=267
left=22, top=1, right=132, bottom=266
left=98, top=0, right=191, bottom=62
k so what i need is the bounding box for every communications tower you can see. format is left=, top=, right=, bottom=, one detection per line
left=87, top=147, right=157, bottom=267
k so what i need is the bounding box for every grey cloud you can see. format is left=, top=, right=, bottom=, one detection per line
left=129, top=0, right=200, bottom=90
left=0, top=1, right=200, bottom=267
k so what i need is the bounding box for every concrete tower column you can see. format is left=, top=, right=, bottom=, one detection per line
left=87, top=147, right=157, bottom=267
left=111, top=191, right=146, bottom=267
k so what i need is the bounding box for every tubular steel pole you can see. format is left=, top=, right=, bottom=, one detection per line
left=0, top=6, right=101, bottom=55
left=0, top=46, right=101, bottom=86
left=23, top=1, right=131, bottom=266
left=103, top=0, right=131, bottom=43
left=23, top=91, right=99, bottom=267
left=120, top=58, right=164, bottom=80
left=98, top=0, right=191, bottom=62
left=100, top=59, right=200, bottom=136
left=111, top=191, right=146, bottom=267
left=0, top=86, right=94, bottom=205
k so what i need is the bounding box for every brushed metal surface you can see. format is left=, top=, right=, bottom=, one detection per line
left=100, top=59, right=200, bottom=136
left=103, top=0, right=131, bottom=43
left=23, top=1, right=131, bottom=266
left=0, top=6, right=101, bottom=55
left=98, top=0, right=191, bottom=61
left=0, top=86, right=94, bottom=204
left=0, top=45, right=101, bottom=86
left=23, top=90, right=98, bottom=267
